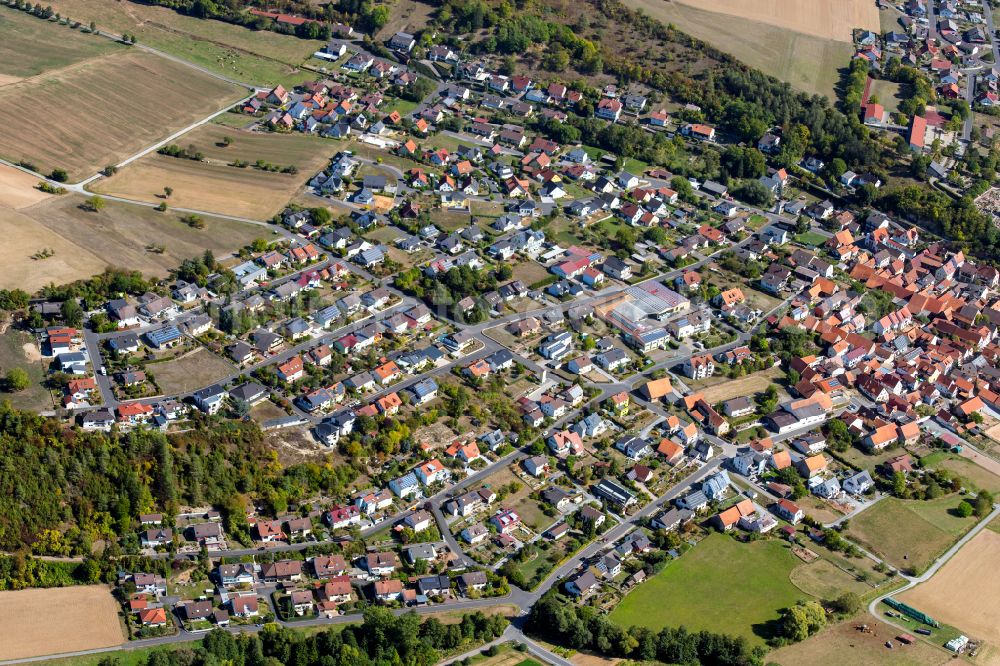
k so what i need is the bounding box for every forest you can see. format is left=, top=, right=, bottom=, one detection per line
left=0, top=403, right=357, bottom=569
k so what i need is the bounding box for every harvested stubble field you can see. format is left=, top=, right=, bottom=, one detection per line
left=900, top=529, right=1000, bottom=646
left=667, top=0, right=878, bottom=41
left=0, top=50, right=245, bottom=180
left=0, top=194, right=266, bottom=290
left=0, top=9, right=120, bottom=80
left=0, top=163, right=54, bottom=210
left=0, top=205, right=108, bottom=291
left=95, top=126, right=334, bottom=219
left=0, top=586, right=123, bottom=660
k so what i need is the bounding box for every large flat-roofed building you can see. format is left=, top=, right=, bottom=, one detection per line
left=625, top=281, right=690, bottom=319
left=597, top=280, right=690, bottom=351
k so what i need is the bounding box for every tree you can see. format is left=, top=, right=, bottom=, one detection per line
left=733, top=180, right=773, bottom=208
left=310, top=207, right=331, bottom=225
left=222, top=136, right=233, bottom=147
left=49, top=168, right=68, bottom=182
left=779, top=600, right=826, bottom=642
left=956, top=500, right=974, bottom=518
left=827, top=158, right=847, bottom=180
left=362, top=4, right=389, bottom=32
left=824, top=418, right=853, bottom=452
left=60, top=299, right=83, bottom=327
left=163, top=186, right=173, bottom=199
left=83, top=195, right=105, bottom=212
left=5, top=368, right=29, bottom=392
left=973, top=490, right=993, bottom=518
left=892, top=471, right=907, bottom=497
left=830, top=592, right=862, bottom=616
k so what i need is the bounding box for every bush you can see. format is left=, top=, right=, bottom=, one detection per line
left=82, top=195, right=105, bottom=212
left=5, top=368, right=29, bottom=392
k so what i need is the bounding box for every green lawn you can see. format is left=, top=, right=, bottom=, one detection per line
left=622, top=157, right=650, bottom=175
left=581, top=145, right=605, bottom=162
left=383, top=97, right=419, bottom=117
left=794, top=231, right=828, bottom=247
left=609, top=533, right=809, bottom=644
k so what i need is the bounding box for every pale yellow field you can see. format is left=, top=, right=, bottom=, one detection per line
left=0, top=206, right=108, bottom=291
left=0, top=586, right=123, bottom=660
left=669, top=0, right=879, bottom=42
left=95, top=157, right=306, bottom=219
left=900, top=529, right=1000, bottom=645
left=0, top=163, right=53, bottom=210
left=0, top=194, right=267, bottom=292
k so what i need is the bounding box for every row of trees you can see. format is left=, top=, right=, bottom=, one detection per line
left=92, top=609, right=506, bottom=666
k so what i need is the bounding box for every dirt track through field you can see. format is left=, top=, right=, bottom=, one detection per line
left=0, top=585, right=123, bottom=659
left=668, top=0, right=879, bottom=42
left=900, top=529, right=1000, bottom=645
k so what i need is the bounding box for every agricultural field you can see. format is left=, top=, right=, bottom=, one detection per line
left=0, top=586, right=123, bottom=660
left=6, top=195, right=266, bottom=288
left=667, top=0, right=878, bottom=41
left=900, top=529, right=1000, bottom=646
left=769, top=613, right=952, bottom=666
left=845, top=496, right=978, bottom=574
left=0, top=327, right=54, bottom=412
left=47, top=0, right=324, bottom=86
left=162, top=124, right=334, bottom=172
left=621, top=0, right=854, bottom=100
left=0, top=9, right=120, bottom=80
left=94, top=157, right=292, bottom=219
left=0, top=49, right=245, bottom=179
left=94, top=124, right=334, bottom=218
left=609, top=533, right=808, bottom=644
left=150, top=348, right=235, bottom=395
left=0, top=205, right=109, bottom=291
left=0, top=163, right=53, bottom=210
